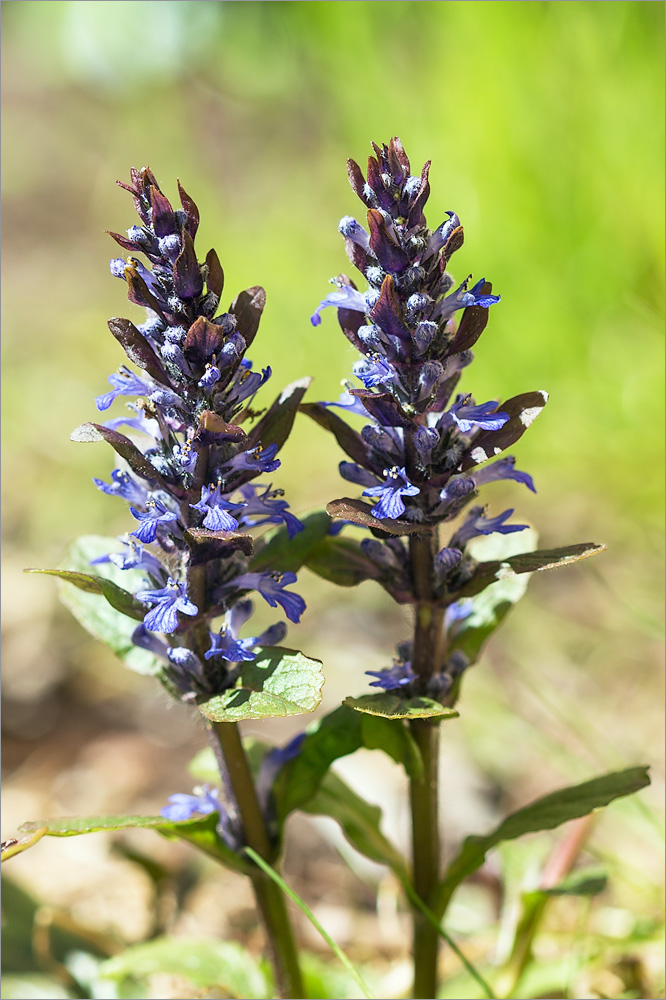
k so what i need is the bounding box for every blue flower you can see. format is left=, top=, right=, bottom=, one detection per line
left=225, top=363, right=272, bottom=409
left=321, top=390, right=369, bottom=417
left=366, top=658, right=416, bottom=691
left=450, top=507, right=529, bottom=548
left=136, top=578, right=198, bottom=633
left=161, top=785, right=222, bottom=822
left=190, top=484, right=243, bottom=532
left=93, top=468, right=147, bottom=504
left=255, top=733, right=306, bottom=810
left=223, top=443, right=280, bottom=476
left=91, top=539, right=166, bottom=578
left=362, top=466, right=420, bottom=520
left=338, top=216, right=371, bottom=250
left=470, top=456, right=536, bottom=493
left=438, top=276, right=501, bottom=321
left=310, top=282, right=369, bottom=327
left=198, top=363, right=221, bottom=388
left=95, top=366, right=156, bottom=411
left=353, top=353, right=396, bottom=389
left=226, top=571, right=306, bottom=623
left=447, top=395, right=509, bottom=434
left=236, top=484, right=303, bottom=538
left=204, top=600, right=287, bottom=663
left=129, top=498, right=179, bottom=543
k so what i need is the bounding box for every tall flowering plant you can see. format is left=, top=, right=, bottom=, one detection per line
left=298, top=138, right=649, bottom=998
left=4, top=147, right=651, bottom=1000
left=17, top=167, right=330, bottom=998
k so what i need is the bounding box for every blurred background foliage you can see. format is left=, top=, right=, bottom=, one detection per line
left=1, top=3, right=664, bottom=998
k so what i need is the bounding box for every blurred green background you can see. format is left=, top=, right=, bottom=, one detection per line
left=1, top=2, right=664, bottom=998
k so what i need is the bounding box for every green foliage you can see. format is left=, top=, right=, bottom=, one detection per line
left=274, top=705, right=422, bottom=821
left=18, top=812, right=248, bottom=873
left=344, top=692, right=459, bottom=720
left=42, top=536, right=162, bottom=675
left=100, top=937, right=271, bottom=998
left=249, top=510, right=332, bottom=573
left=434, top=766, right=651, bottom=917
left=301, top=771, right=408, bottom=880
left=197, top=646, right=324, bottom=722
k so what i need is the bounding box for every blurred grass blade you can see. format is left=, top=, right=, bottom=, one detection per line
left=244, top=847, right=376, bottom=1000
left=402, top=879, right=496, bottom=1000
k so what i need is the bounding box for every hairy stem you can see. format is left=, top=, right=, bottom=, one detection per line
left=211, top=721, right=305, bottom=999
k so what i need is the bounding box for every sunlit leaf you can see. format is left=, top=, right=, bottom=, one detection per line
left=198, top=646, right=324, bottom=722
left=344, top=692, right=459, bottom=720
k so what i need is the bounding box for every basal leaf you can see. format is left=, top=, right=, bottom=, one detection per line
left=301, top=771, right=408, bottom=881
left=100, top=938, right=270, bottom=998
left=434, top=766, right=650, bottom=917
left=344, top=692, right=459, bottom=720
left=198, top=646, right=324, bottom=722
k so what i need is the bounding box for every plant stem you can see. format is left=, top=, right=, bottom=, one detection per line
left=211, top=720, right=305, bottom=1000
left=409, top=717, right=441, bottom=999
left=408, top=525, right=445, bottom=998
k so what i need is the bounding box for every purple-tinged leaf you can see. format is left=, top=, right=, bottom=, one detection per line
left=177, top=179, right=200, bottom=239
left=370, top=275, right=411, bottom=341
left=461, top=390, right=549, bottom=470
left=367, top=209, right=410, bottom=273
left=407, top=159, right=431, bottom=228
left=124, top=265, right=168, bottom=321
left=247, top=377, right=312, bottom=452
left=347, top=158, right=369, bottom=205
left=183, top=316, right=225, bottom=369
left=106, top=230, right=140, bottom=253
left=107, top=317, right=172, bottom=387
left=205, top=248, right=224, bottom=299
left=150, top=185, right=176, bottom=238
left=454, top=542, right=607, bottom=599
left=195, top=410, right=247, bottom=445
left=350, top=389, right=412, bottom=428
left=70, top=422, right=182, bottom=495
left=173, top=228, right=204, bottom=299
left=441, top=225, right=465, bottom=264
left=300, top=402, right=370, bottom=466
left=326, top=498, right=424, bottom=536
left=449, top=287, right=492, bottom=354
left=230, top=286, right=266, bottom=350
left=388, top=136, right=410, bottom=183
left=184, top=528, right=253, bottom=566
left=366, top=155, right=394, bottom=212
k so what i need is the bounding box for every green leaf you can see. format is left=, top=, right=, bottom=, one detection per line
left=26, top=568, right=145, bottom=621
left=274, top=706, right=422, bottom=823
left=304, top=534, right=380, bottom=587
left=344, top=692, right=459, bottom=720
left=1, top=828, right=47, bottom=863
left=448, top=529, right=538, bottom=662
left=18, top=812, right=248, bottom=873
left=250, top=510, right=332, bottom=573
left=198, top=646, right=324, bottom=722
left=433, top=765, right=651, bottom=917
left=301, top=771, right=408, bottom=881
left=542, top=865, right=608, bottom=896
left=244, top=848, right=376, bottom=1000
left=100, top=938, right=270, bottom=998
left=44, top=536, right=162, bottom=676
